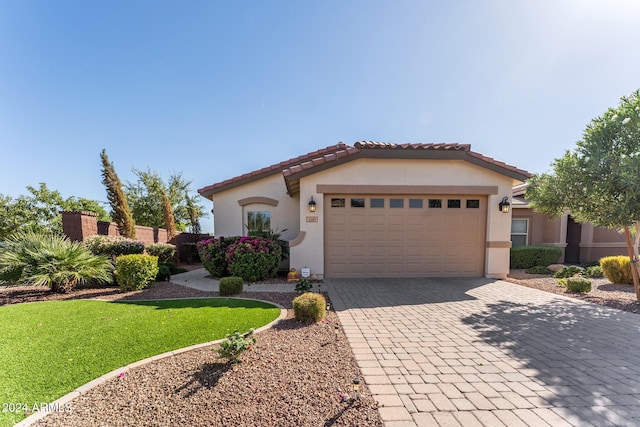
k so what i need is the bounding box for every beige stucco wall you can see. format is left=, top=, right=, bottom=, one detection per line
left=210, top=174, right=300, bottom=242
left=290, top=158, right=518, bottom=279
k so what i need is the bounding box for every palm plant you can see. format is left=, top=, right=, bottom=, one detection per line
left=0, top=230, right=113, bottom=293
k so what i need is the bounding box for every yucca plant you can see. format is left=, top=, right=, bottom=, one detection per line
left=0, top=230, right=113, bottom=293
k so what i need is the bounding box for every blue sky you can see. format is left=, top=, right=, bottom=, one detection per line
left=1, top=0, right=640, bottom=232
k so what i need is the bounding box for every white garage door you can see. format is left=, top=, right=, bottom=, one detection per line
left=324, top=195, right=487, bottom=278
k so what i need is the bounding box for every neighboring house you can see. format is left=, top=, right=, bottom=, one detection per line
left=198, top=142, right=531, bottom=279
left=511, top=183, right=628, bottom=264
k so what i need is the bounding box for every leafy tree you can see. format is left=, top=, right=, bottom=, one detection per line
left=100, top=149, right=136, bottom=239
left=527, top=89, right=640, bottom=300
left=0, top=184, right=109, bottom=238
left=125, top=168, right=203, bottom=233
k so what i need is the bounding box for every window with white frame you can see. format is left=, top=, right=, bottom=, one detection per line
left=511, top=218, right=529, bottom=247
left=247, top=211, right=271, bottom=233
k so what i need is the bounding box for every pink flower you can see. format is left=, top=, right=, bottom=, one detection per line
left=118, top=372, right=125, bottom=378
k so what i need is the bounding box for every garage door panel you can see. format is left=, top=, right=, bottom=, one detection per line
left=325, top=194, right=486, bottom=277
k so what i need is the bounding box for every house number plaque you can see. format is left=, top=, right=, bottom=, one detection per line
left=306, top=216, right=318, bottom=223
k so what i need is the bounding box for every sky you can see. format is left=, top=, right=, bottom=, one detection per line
left=1, top=0, right=640, bottom=233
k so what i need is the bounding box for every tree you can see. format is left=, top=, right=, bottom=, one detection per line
left=125, top=168, right=204, bottom=232
left=0, top=184, right=109, bottom=239
left=100, top=150, right=136, bottom=239
left=527, top=89, right=640, bottom=301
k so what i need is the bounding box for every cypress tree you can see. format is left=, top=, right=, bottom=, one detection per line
left=100, top=149, right=136, bottom=239
left=161, top=189, right=176, bottom=243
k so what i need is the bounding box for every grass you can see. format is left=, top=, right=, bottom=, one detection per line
left=0, top=298, right=280, bottom=426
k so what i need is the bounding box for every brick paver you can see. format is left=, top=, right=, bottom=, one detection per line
left=327, top=278, right=640, bottom=426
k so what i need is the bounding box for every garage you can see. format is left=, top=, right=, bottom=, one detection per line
left=324, top=194, right=487, bottom=278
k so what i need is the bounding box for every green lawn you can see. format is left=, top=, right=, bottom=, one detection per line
left=0, top=298, right=280, bottom=426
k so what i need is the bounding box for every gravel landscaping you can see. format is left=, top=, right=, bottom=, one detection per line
left=3, top=268, right=639, bottom=426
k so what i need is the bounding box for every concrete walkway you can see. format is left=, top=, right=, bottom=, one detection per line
left=327, top=278, right=640, bottom=427
left=171, top=268, right=298, bottom=292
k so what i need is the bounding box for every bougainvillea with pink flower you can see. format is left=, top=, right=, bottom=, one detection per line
left=196, top=236, right=241, bottom=277
left=225, top=236, right=282, bottom=282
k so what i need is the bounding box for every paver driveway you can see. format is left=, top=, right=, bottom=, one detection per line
left=327, top=278, right=640, bottom=427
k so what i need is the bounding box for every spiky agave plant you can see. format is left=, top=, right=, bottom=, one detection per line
left=0, top=230, right=113, bottom=293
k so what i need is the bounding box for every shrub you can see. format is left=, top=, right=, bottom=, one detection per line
left=84, top=235, right=145, bottom=258
left=585, top=265, right=604, bottom=278
left=219, top=276, right=243, bottom=296
left=510, top=246, right=562, bottom=269
left=293, top=292, right=326, bottom=323
left=145, top=243, right=176, bottom=264
left=524, top=265, right=552, bottom=275
left=600, top=256, right=633, bottom=285
left=560, top=276, right=592, bottom=292
left=216, top=329, right=256, bottom=363
left=115, top=254, right=159, bottom=291
left=197, top=236, right=241, bottom=277
left=553, top=265, right=584, bottom=279
left=0, top=230, right=113, bottom=293
left=581, top=260, right=600, bottom=268
left=295, top=277, right=313, bottom=293
left=156, top=263, right=171, bottom=281
left=226, top=236, right=283, bottom=282
left=182, top=242, right=201, bottom=263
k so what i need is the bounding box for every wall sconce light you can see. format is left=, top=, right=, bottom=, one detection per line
left=308, top=196, right=317, bottom=212
left=499, top=196, right=510, bottom=213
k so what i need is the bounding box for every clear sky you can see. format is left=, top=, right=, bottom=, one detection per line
left=1, top=0, right=640, bottom=232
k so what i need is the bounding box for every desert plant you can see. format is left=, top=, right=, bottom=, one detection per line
left=553, top=265, right=584, bottom=279
left=219, top=276, right=243, bottom=296
left=115, top=254, right=159, bottom=291
left=560, top=276, right=592, bottom=292
left=524, top=265, right=552, bottom=275
left=145, top=243, right=176, bottom=264
left=292, top=292, right=326, bottom=323
left=585, top=265, right=604, bottom=278
left=216, top=329, right=256, bottom=363
left=197, top=236, right=241, bottom=277
left=226, top=236, right=282, bottom=282
left=0, top=230, right=113, bottom=293
left=510, top=246, right=562, bottom=269
left=600, top=256, right=633, bottom=285
left=295, top=277, right=313, bottom=293
left=84, top=235, right=145, bottom=258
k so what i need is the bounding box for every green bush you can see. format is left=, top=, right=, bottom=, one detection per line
left=145, top=243, right=176, bottom=264
left=553, top=265, right=584, bottom=279
left=226, top=237, right=283, bottom=282
left=84, top=235, right=145, bottom=258
left=115, top=254, right=159, bottom=291
left=581, top=260, right=600, bottom=268
left=560, top=276, right=592, bottom=292
left=182, top=242, right=201, bottom=263
left=510, top=246, right=562, bottom=269
left=216, top=330, right=256, bottom=363
left=524, top=265, right=552, bottom=275
left=600, top=256, right=633, bottom=284
left=585, top=265, right=604, bottom=278
left=219, top=276, right=243, bottom=296
left=0, top=230, right=113, bottom=293
left=292, top=292, right=326, bottom=323
left=197, top=236, right=241, bottom=277
left=156, top=263, right=171, bottom=281
left=295, top=277, right=313, bottom=293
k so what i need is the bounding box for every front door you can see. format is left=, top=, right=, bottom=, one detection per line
left=565, top=216, right=581, bottom=264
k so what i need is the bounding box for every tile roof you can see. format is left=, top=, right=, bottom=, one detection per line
left=198, top=141, right=531, bottom=198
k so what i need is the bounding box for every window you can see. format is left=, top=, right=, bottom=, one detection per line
left=428, top=199, right=442, bottom=208
left=351, top=198, right=365, bottom=208
left=331, top=198, right=345, bottom=208
left=466, top=199, right=480, bottom=209
left=409, top=199, right=423, bottom=208
left=390, top=198, right=404, bottom=208
left=247, top=211, right=271, bottom=233
left=511, top=219, right=529, bottom=247
left=447, top=199, right=461, bottom=208
left=370, top=198, right=384, bottom=208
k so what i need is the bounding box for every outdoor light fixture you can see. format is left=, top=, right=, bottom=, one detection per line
left=308, top=196, right=317, bottom=212
left=499, top=196, right=510, bottom=213
left=352, top=377, right=360, bottom=400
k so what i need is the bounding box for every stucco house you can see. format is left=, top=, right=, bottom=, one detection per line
left=511, top=183, right=628, bottom=264
left=198, top=142, right=531, bottom=279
